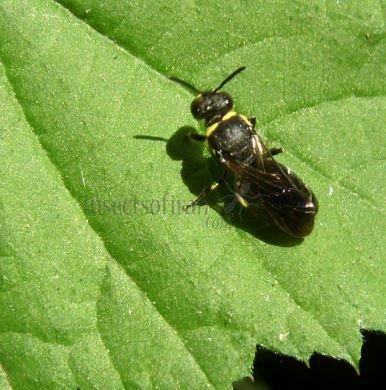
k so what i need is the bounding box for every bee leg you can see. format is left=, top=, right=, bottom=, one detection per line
left=249, top=119, right=280, bottom=156
left=188, top=132, right=207, bottom=142
left=267, top=147, right=283, bottom=157
left=184, top=171, right=228, bottom=210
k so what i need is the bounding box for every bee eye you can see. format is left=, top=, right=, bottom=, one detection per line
left=190, top=98, right=202, bottom=119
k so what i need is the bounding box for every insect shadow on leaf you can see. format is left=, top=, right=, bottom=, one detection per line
left=135, top=128, right=304, bottom=247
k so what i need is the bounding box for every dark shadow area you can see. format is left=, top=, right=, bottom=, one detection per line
left=233, top=330, right=386, bottom=389
left=166, top=126, right=221, bottom=196
left=360, top=329, right=386, bottom=389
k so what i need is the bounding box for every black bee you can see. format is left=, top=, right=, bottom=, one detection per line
left=170, top=67, right=318, bottom=238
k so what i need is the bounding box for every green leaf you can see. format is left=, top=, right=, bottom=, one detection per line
left=0, top=0, right=385, bottom=388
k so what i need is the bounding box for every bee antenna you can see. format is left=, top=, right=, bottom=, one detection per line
left=168, top=76, right=202, bottom=95
left=214, top=66, right=246, bottom=92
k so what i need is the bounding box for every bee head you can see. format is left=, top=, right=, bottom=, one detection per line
left=169, top=66, right=246, bottom=125
left=190, top=91, right=233, bottom=123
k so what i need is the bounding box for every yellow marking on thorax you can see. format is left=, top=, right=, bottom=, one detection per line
left=239, top=114, right=251, bottom=126
left=222, top=111, right=238, bottom=121
left=205, top=111, right=239, bottom=137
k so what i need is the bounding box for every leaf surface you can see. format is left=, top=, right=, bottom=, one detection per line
left=0, top=0, right=385, bottom=387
